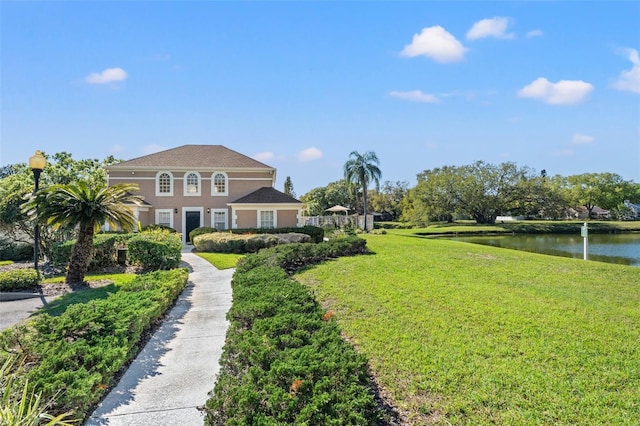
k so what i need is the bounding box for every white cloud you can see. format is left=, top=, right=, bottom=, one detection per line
left=466, top=17, right=515, bottom=40
left=85, top=67, right=128, bottom=84
left=400, top=26, right=467, bottom=63
left=297, top=147, right=323, bottom=162
left=517, top=77, right=594, bottom=105
left=572, top=133, right=595, bottom=145
left=389, top=90, right=440, bottom=103
left=526, top=29, right=543, bottom=38
left=109, top=144, right=125, bottom=153
left=253, top=152, right=275, bottom=162
left=611, top=48, right=640, bottom=94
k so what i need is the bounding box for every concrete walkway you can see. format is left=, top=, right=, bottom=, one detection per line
left=84, top=251, right=233, bottom=425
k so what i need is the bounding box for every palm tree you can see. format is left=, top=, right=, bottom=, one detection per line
left=23, top=182, right=142, bottom=284
left=343, top=150, right=382, bottom=232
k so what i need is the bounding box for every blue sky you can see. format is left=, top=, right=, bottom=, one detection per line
left=2, top=1, right=639, bottom=196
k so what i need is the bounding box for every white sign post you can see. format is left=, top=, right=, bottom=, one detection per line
left=581, top=222, right=588, bottom=260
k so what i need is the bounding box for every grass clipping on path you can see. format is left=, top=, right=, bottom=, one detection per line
left=296, top=234, right=640, bottom=425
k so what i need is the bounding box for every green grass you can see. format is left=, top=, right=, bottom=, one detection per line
left=38, top=273, right=137, bottom=316
left=0, top=260, right=13, bottom=266
left=196, top=252, right=243, bottom=269
left=382, top=220, right=640, bottom=236
left=295, top=234, right=640, bottom=425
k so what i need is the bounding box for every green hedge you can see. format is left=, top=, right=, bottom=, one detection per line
left=236, top=237, right=367, bottom=274
left=189, top=226, right=217, bottom=243
left=0, top=268, right=40, bottom=291
left=231, top=225, right=324, bottom=243
left=0, top=268, right=188, bottom=421
left=127, top=229, right=182, bottom=270
left=51, top=234, right=129, bottom=270
left=0, top=239, right=33, bottom=261
left=205, top=237, right=384, bottom=424
left=193, top=232, right=311, bottom=254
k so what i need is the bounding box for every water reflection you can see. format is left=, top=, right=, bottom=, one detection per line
left=450, top=234, right=640, bottom=266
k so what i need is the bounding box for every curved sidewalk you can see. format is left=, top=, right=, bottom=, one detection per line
left=85, top=251, right=233, bottom=426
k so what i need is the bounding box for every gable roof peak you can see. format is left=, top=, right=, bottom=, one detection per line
left=108, top=144, right=274, bottom=170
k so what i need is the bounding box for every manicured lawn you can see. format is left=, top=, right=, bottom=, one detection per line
left=196, top=252, right=243, bottom=269
left=385, top=220, right=640, bottom=236
left=295, top=234, right=640, bottom=425
left=39, top=273, right=137, bottom=316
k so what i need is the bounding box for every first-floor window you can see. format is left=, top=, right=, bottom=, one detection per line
left=259, top=210, right=274, bottom=228
left=156, top=209, right=173, bottom=228
left=213, top=210, right=228, bottom=230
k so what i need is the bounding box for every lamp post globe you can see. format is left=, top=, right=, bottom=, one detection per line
left=29, top=150, right=46, bottom=273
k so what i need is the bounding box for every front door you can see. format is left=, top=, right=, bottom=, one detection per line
left=185, top=211, right=201, bottom=243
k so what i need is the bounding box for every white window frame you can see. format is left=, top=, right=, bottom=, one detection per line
left=183, top=171, right=202, bottom=196
left=155, top=209, right=174, bottom=228
left=211, top=172, right=229, bottom=196
left=258, top=210, right=276, bottom=229
left=211, top=208, right=228, bottom=230
left=156, top=171, right=174, bottom=197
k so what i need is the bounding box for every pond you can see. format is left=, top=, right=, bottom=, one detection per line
left=450, top=233, right=640, bottom=267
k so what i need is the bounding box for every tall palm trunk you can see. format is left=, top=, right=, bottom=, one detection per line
left=66, top=225, right=95, bottom=284
left=362, top=182, right=368, bottom=232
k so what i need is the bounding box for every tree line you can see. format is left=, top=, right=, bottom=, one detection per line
left=300, top=160, right=640, bottom=225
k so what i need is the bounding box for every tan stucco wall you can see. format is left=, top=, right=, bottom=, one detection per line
left=235, top=210, right=256, bottom=229
left=277, top=210, right=300, bottom=227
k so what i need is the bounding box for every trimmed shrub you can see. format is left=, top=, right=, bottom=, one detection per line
left=127, top=230, right=182, bottom=270
left=231, top=225, right=324, bottom=243
left=50, top=233, right=130, bottom=270
left=236, top=237, right=367, bottom=274
left=205, top=261, right=383, bottom=425
left=141, top=224, right=177, bottom=233
left=193, top=232, right=311, bottom=254
left=189, top=226, right=217, bottom=243
left=0, top=268, right=188, bottom=420
left=0, top=239, right=33, bottom=261
left=0, top=268, right=40, bottom=291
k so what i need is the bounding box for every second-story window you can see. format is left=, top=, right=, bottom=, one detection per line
left=212, top=172, right=228, bottom=196
left=184, top=172, right=201, bottom=196
left=156, top=171, right=173, bottom=196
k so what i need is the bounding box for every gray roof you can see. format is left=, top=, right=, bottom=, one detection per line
left=108, top=145, right=273, bottom=170
left=230, top=187, right=302, bottom=204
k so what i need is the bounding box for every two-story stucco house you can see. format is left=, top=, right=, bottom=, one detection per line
left=107, top=145, right=303, bottom=243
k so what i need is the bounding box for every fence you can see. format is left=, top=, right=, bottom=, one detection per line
left=302, top=214, right=374, bottom=231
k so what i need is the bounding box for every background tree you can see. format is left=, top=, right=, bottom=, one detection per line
left=283, top=176, right=296, bottom=198
left=344, top=151, right=381, bottom=230
left=566, top=173, right=638, bottom=218
left=403, top=161, right=543, bottom=224
left=368, top=180, right=409, bottom=220
left=22, top=182, right=142, bottom=284
left=300, top=180, right=352, bottom=216
left=0, top=152, right=120, bottom=259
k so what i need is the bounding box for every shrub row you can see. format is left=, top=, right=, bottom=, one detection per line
left=0, top=239, right=33, bottom=261
left=0, top=268, right=189, bottom=421
left=205, top=237, right=384, bottom=425
left=51, top=233, right=127, bottom=270
left=127, top=229, right=183, bottom=269
left=236, top=236, right=368, bottom=274
left=0, top=268, right=40, bottom=291
left=189, top=226, right=217, bottom=242
left=193, top=232, right=311, bottom=254
left=51, top=230, right=182, bottom=271
left=231, top=225, right=324, bottom=243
